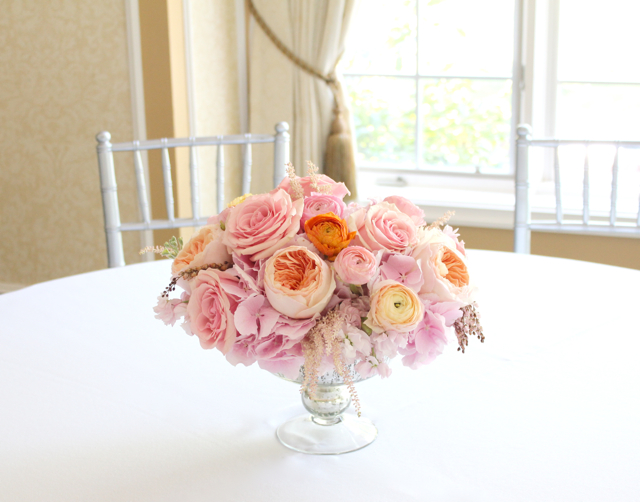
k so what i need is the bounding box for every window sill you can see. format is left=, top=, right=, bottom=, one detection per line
left=356, top=171, right=516, bottom=229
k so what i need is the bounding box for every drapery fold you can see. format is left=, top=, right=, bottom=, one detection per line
left=249, top=0, right=358, bottom=197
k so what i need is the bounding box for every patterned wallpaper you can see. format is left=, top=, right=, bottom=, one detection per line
left=0, top=2, right=138, bottom=286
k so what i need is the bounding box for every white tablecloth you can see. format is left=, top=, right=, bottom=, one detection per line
left=1, top=250, right=639, bottom=501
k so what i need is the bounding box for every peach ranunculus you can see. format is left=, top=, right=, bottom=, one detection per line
left=172, top=224, right=231, bottom=275
left=222, top=189, right=303, bottom=261
left=264, top=246, right=336, bottom=319
left=348, top=201, right=419, bottom=254
left=411, top=227, right=474, bottom=303
left=304, top=212, right=356, bottom=261
left=365, top=280, right=424, bottom=334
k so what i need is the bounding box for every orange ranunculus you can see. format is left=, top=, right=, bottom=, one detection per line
left=304, top=212, right=356, bottom=261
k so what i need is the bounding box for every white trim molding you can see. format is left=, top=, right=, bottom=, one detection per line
left=125, top=0, right=153, bottom=258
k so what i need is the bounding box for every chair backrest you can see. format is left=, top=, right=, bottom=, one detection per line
left=514, top=124, right=640, bottom=253
left=96, top=122, right=290, bottom=267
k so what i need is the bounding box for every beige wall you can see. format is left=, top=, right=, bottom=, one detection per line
left=0, top=2, right=138, bottom=288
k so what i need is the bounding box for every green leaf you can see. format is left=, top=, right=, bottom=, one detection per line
left=361, top=318, right=372, bottom=336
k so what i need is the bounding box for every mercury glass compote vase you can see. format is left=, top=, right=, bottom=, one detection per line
left=273, top=365, right=378, bottom=455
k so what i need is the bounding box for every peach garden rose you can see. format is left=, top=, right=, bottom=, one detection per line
left=264, top=246, right=336, bottom=319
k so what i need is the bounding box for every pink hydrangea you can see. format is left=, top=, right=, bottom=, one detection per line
left=226, top=294, right=317, bottom=379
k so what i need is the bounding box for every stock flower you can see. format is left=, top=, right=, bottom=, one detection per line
left=377, top=254, right=424, bottom=293
left=383, top=195, right=426, bottom=226
left=304, top=212, right=356, bottom=261
left=348, top=201, right=419, bottom=254
left=264, top=246, right=336, bottom=319
left=300, top=192, right=346, bottom=229
left=365, top=280, right=423, bottom=334
left=222, top=189, right=303, bottom=261
left=277, top=174, right=350, bottom=199
left=187, top=268, right=241, bottom=354
left=411, top=227, right=474, bottom=303
left=333, top=246, right=378, bottom=285
left=172, top=224, right=230, bottom=275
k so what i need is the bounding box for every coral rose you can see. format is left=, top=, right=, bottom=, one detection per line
left=411, top=227, right=474, bottom=303
left=187, top=268, right=241, bottom=354
left=348, top=201, right=419, bottom=254
left=264, top=246, right=336, bottom=319
left=365, top=280, right=424, bottom=334
left=304, top=212, right=356, bottom=261
left=172, top=224, right=230, bottom=275
left=222, top=189, right=303, bottom=261
left=333, top=246, right=378, bottom=285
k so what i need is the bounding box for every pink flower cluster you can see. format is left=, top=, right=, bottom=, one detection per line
left=155, top=174, right=476, bottom=380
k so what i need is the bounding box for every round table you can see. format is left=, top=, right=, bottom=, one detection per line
left=1, top=250, right=639, bottom=501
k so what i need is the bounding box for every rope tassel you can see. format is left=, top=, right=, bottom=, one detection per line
left=325, top=105, right=357, bottom=201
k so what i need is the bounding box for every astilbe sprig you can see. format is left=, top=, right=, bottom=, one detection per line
left=301, top=310, right=362, bottom=417
left=426, top=210, right=455, bottom=230
left=306, top=161, right=333, bottom=194
left=140, top=236, right=184, bottom=259
left=453, top=302, right=485, bottom=353
left=285, top=162, right=304, bottom=200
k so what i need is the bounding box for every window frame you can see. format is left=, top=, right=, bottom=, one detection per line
left=341, top=0, right=525, bottom=182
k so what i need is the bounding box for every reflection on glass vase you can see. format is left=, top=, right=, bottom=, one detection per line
left=274, top=365, right=378, bottom=455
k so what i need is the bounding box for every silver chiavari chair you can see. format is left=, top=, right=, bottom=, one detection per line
left=96, top=122, right=290, bottom=267
left=514, top=124, right=640, bottom=253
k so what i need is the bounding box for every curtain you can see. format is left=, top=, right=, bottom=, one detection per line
left=248, top=0, right=358, bottom=195
left=288, top=0, right=357, bottom=178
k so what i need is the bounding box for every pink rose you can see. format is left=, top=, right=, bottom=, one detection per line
left=300, top=192, right=346, bottom=229
left=383, top=196, right=426, bottom=226
left=348, top=201, right=419, bottom=254
left=333, top=246, right=378, bottom=285
left=187, top=268, right=241, bottom=354
left=222, top=189, right=303, bottom=261
left=277, top=174, right=350, bottom=200
left=264, top=246, right=336, bottom=319
left=443, top=225, right=467, bottom=256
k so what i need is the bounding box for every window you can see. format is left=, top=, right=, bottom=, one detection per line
left=340, top=0, right=640, bottom=226
left=341, top=0, right=517, bottom=176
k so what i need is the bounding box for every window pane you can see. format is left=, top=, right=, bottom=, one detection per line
left=341, top=0, right=416, bottom=75
left=556, top=83, right=640, bottom=140
left=418, top=0, right=514, bottom=77
left=345, top=76, right=416, bottom=166
left=421, top=78, right=511, bottom=172
left=558, top=0, right=640, bottom=83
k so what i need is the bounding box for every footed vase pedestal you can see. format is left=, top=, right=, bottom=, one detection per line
left=275, top=370, right=378, bottom=455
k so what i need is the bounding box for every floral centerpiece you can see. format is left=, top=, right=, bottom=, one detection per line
left=151, top=163, right=484, bottom=423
